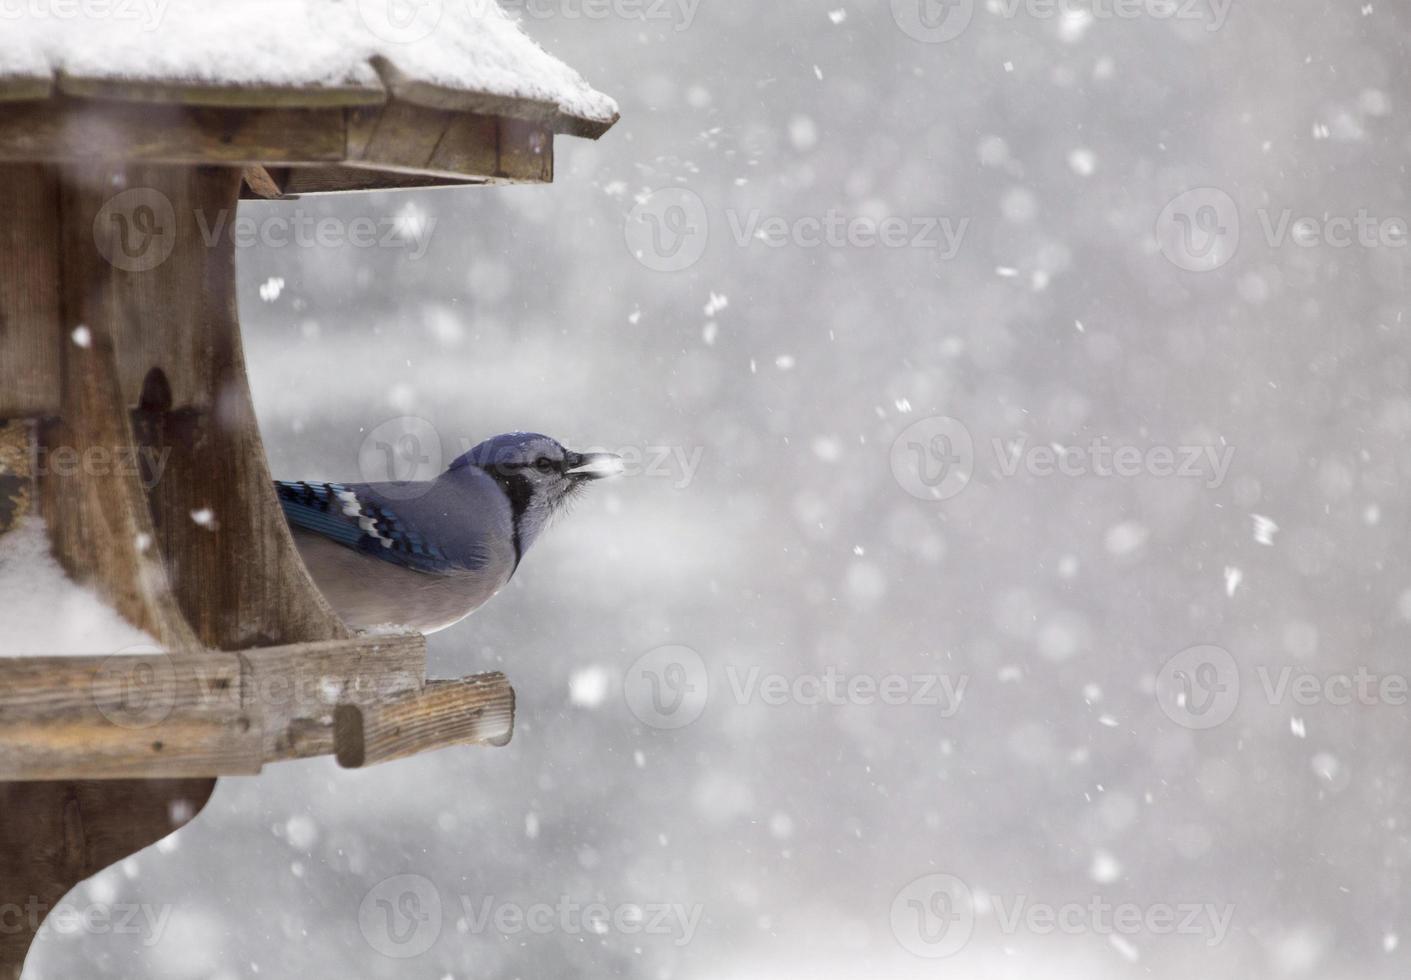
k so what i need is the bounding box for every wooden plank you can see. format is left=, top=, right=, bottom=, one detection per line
left=426, top=113, right=501, bottom=182
left=0, top=778, right=215, bottom=979
left=0, top=99, right=558, bottom=184
left=346, top=99, right=454, bottom=174
left=0, top=653, right=261, bottom=781
left=495, top=118, right=554, bottom=185
left=57, top=72, right=386, bottom=109
left=335, top=672, right=515, bottom=769
left=0, top=635, right=432, bottom=778
left=242, top=633, right=427, bottom=761
left=0, top=100, right=347, bottom=166
left=0, top=164, right=61, bottom=417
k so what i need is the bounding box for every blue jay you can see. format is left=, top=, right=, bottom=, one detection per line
left=275, top=433, right=622, bottom=633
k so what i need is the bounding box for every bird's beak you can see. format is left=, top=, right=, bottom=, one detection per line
left=564, top=451, right=624, bottom=481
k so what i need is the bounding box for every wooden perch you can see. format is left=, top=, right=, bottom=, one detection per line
left=0, top=634, right=514, bottom=781
left=334, top=673, right=515, bottom=769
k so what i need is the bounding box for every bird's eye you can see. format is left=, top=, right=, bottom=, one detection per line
left=534, top=457, right=556, bottom=474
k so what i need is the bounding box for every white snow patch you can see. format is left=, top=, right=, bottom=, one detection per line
left=0, top=517, right=162, bottom=656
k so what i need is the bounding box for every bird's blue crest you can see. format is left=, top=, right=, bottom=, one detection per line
left=449, top=432, right=560, bottom=471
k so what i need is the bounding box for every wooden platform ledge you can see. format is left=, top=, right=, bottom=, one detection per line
left=0, top=634, right=514, bottom=781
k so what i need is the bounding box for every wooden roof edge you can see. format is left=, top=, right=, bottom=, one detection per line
left=0, top=61, right=617, bottom=138
left=370, top=56, right=618, bottom=139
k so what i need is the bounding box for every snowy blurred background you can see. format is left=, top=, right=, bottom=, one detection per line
left=23, top=1, right=1411, bottom=977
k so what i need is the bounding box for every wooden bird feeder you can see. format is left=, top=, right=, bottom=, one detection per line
left=0, top=6, right=616, bottom=975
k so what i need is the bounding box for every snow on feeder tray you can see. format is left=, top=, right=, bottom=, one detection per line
left=0, top=4, right=616, bottom=975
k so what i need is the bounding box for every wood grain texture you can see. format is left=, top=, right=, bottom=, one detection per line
left=240, top=632, right=426, bottom=761
left=0, top=100, right=348, bottom=166
left=0, top=635, right=435, bottom=779
left=0, top=653, right=261, bottom=781
left=0, top=778, right=214, bottom=979
left=36, top=342, right=202, bottom=651
left=0, top=100, right=553, bottom=189
left=335, top=673, right=515, bottom=769
left=68, top=163, right=354, bottom=648
left=0, top=164, right=61, bottom=417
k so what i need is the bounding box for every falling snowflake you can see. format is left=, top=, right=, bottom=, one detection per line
left=1253, top=514, right=1280, bottom=546
left=1224, top=566, right=1243, bottom=597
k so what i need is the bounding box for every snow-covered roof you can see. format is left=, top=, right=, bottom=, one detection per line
left=0, top=0, right=618, bottom=138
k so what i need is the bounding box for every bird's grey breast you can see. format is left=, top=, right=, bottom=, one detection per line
left=295, top=469, right=518, bottom=633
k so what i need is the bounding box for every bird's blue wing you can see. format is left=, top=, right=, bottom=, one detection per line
left=274, top=481, right=489, bottom=575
